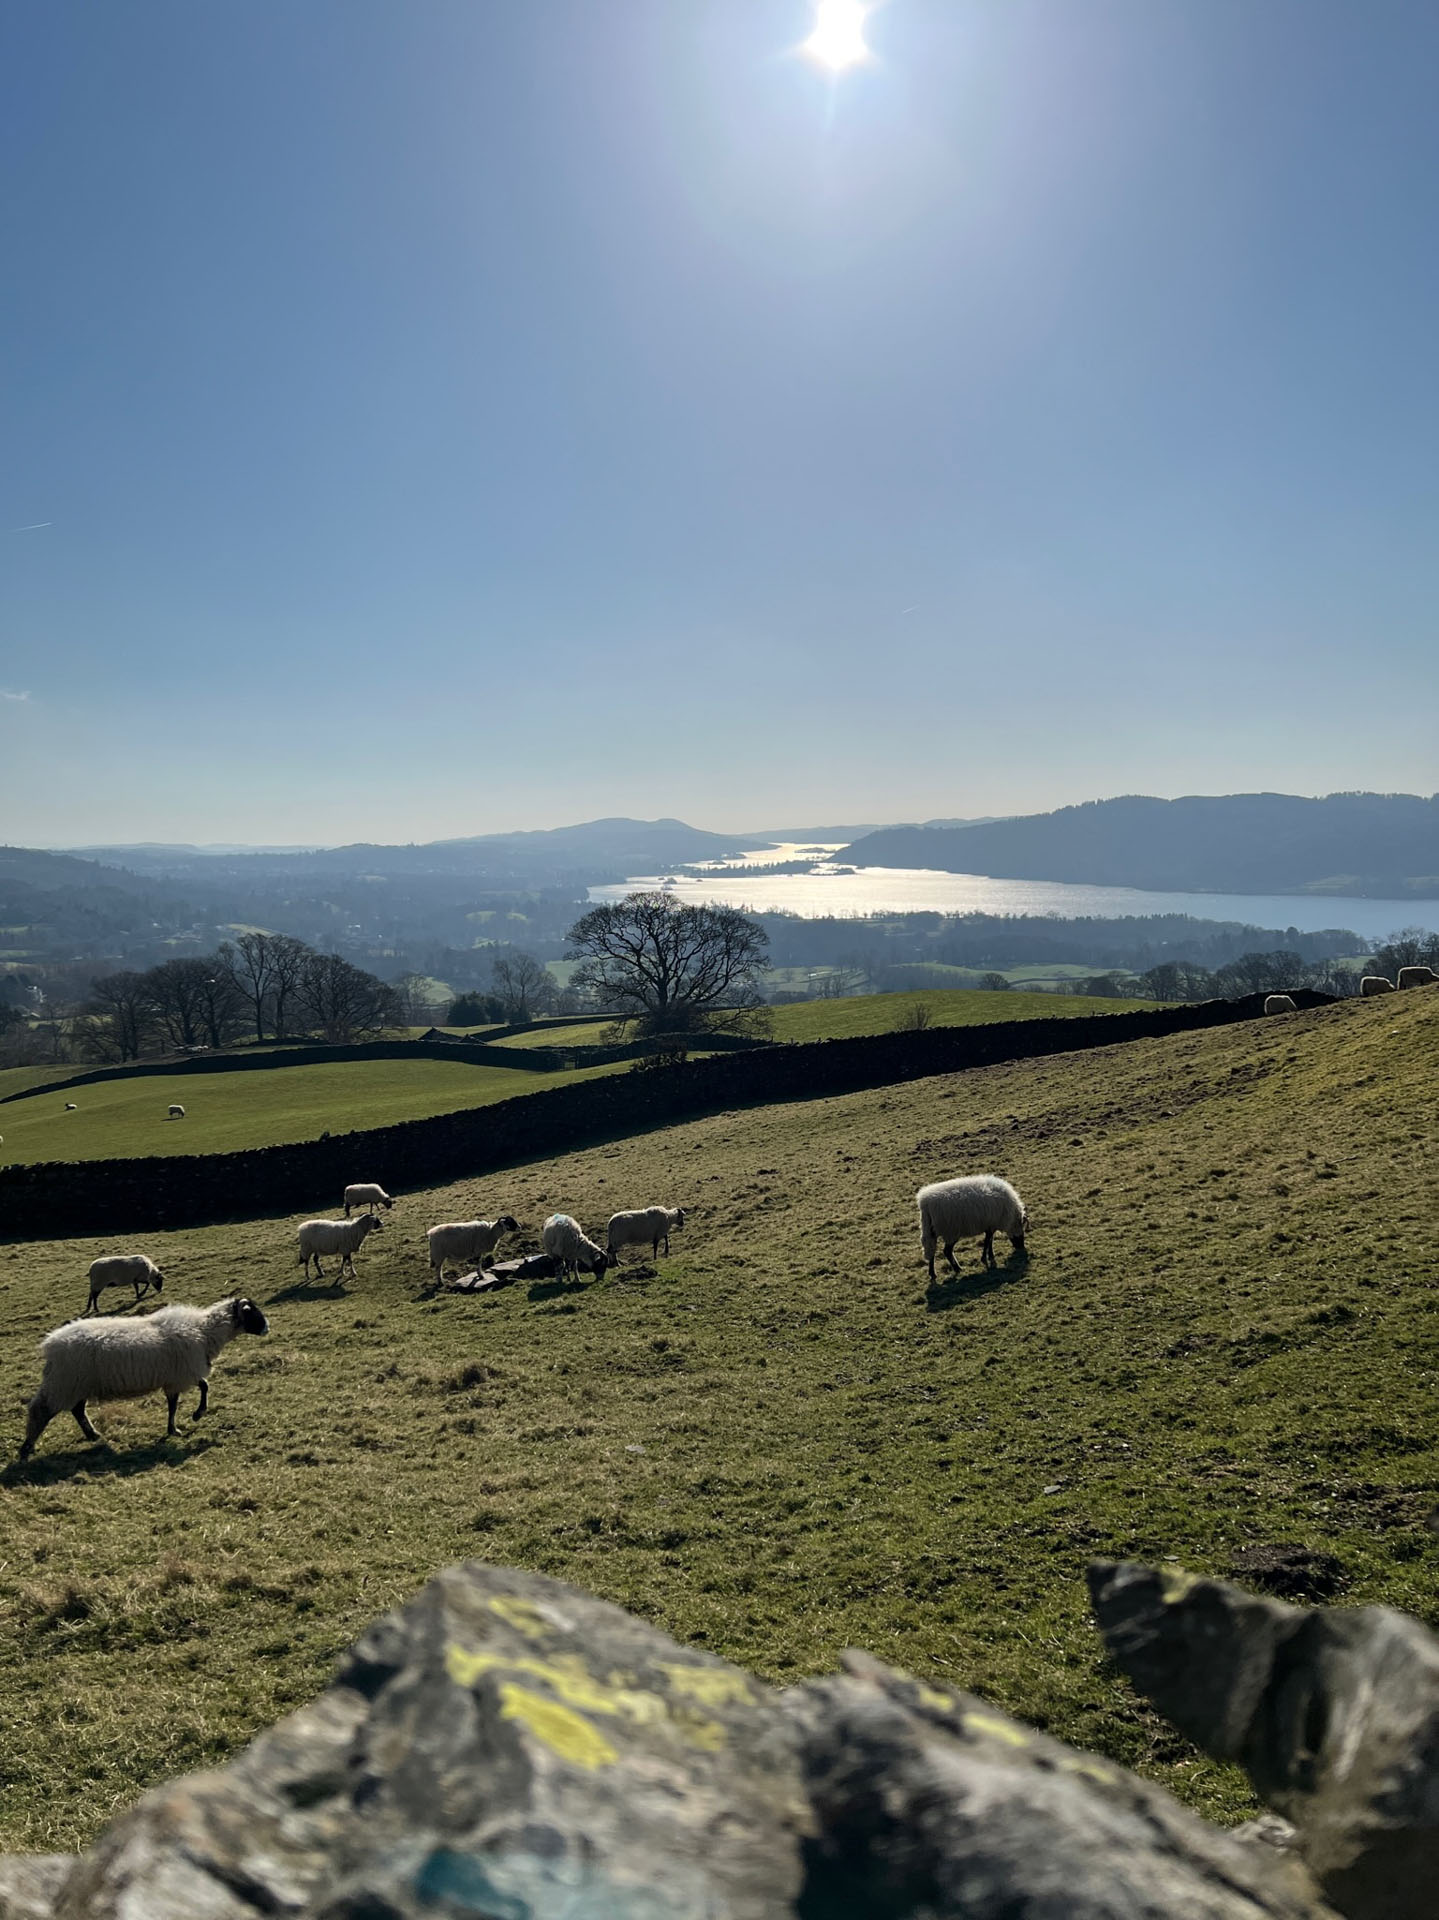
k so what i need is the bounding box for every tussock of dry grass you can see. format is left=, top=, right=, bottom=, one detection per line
left=1, top=990, right=1436, bottom=1849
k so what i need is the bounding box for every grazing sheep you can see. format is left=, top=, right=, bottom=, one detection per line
left=64, top=1102, right=77, bottom=1111
left=606, top=1206, right=685, bottom=1263
left=426, top=1216, right=519, bottom=1281
left=1360, top=975, right=1395, bottom=997
left=541, top=1213, right=613, bottom=1281
left=86, top=1253, right=164, bottom=1314
left=1263, top=994, right=1297, bottom=1015
left=168, top=1104, right=186, bottom=1119
left=344, top=1182, right=394, bottom=1217
left=18, top=1296, right=269, bottom=1457
left=917, top=1174, right=1028, bottom=1279
left=1397, top=965, right=1438, bottom=990
left=297, top=1212, right=386, bottom=1283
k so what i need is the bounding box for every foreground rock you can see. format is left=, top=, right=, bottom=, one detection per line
left=1090, top=1559, right=1439, bottom=1920
left=6, top=1561, right=1333, bottom=1919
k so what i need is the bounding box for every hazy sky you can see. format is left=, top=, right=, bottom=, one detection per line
left=3, top=0, right=1436, bottom=846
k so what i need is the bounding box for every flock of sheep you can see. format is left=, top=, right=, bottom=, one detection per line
left=14, top=1182, right=689, bottom=1458
left=13, top=968, right=1434, bottom=1461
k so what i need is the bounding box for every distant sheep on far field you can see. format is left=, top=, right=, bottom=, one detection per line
left=1264, top=994, right=1297, bottom=1015
left=168, top=1104, right=186, bottom=1119
left=606, top=1206, right=685, bottom=1263
left=1360, top=976, right=1395, bottom=997
left=86, top=1254, right=164, bottom=1314
left=64, top=1102, right=77, bottom=1111
left=345, top=1182, right=393, bottom=1216
left=917, top=1174, right=1028, bottom=1278
left=1398, top=965, right=1438, bottom=989
left=426, top=1215, right=518, bottom=1280
left=18, top=1296, right=269, bottom=1458
left=541, top=1213, right=613, bottom=1281
left=297, top=1213, right=386, bottom=1283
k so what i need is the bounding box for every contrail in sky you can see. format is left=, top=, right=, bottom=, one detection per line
left=9, top=522, right=52, bottom=532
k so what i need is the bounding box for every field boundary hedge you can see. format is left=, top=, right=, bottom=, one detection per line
left=0, top=992, right=1332, bottom=1240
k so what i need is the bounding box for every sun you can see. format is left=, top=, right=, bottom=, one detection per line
left=802, top=0, right=872, bottom=72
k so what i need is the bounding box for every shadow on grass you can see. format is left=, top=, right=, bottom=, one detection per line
left=925, top=1250, right=1030, bottom=1313
left=2, top=1433, right=218, bottom=1485
left=526, top=1274, right=592, bottom=1304
left=266, top=1277, right=349, bottom=1304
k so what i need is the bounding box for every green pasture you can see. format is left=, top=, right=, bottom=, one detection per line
left=2, top=988, right=1436, bottom=1851
left=0, top=1057, right=620, bottom=1165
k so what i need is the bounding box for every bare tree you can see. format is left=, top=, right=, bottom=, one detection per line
left=195, top=967, right=247, bottom=1049
left=566, top=892, right=770, bottom=1062
left=144, top=958, right=214, bottom=1050
left=87, top=970, right=156, bottom=1060
left=490, top=952, right=557, bottom=1024
left=297, top=952, right=396, bottom=1041
left=266, top=934, right=312, bottom=1039
left=218, top=932, right=305, bottom=1042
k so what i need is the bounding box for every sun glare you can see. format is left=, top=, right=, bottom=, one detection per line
left=803, top=0, right=871, bottom=72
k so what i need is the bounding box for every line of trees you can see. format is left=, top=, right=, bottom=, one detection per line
left=1066, top=929, right=1439, bottom=1002
left=78, top=935, right=402, bottom=1061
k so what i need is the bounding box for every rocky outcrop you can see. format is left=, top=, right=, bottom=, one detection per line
left=1090, top=1559, right=1439, bottom=1920
left=2, top=1560, right=1339, bottom=1920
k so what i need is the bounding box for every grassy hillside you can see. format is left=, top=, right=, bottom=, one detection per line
left=0, top=1057, right=620, bottom=1165
left=1, top=990, right=1436, bottom=1852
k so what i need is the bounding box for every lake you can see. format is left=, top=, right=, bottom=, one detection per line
left=588, top=846, right=1439, bottom=941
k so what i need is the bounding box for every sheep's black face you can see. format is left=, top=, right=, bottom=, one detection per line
left=234, top=1299, right=270, bottom=1336
left=499, top=1215, right=519, bottom=1233
left=153, top=1274, right=165, bottom=1292
left=365, top=1213, right=387, bottom=1231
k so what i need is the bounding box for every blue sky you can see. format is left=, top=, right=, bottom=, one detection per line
left=3, top=0, right=1436, bottom=845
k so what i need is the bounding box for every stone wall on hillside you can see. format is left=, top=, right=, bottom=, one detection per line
left=0, top=992, right=1334, bottom=1241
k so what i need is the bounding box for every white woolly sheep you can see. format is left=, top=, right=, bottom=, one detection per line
left=345, top=1182, right=394, bottom=1217
left=541, top=1213, right=614, bottom=1281
left=1263, top=994, right=1297, bottom=1016
left=606, top=1206, right=686, bottom=1263
left=297, top=1212, right=386, bottom=1282
left=168, top=1104, right=186, bottom=1119
left=64, top=1102, right=77, bottom=1111
left=1360, top=975, right=1395, bottom=997
left=1397, top=965, right=1438, bottom=990
left=917, top=1174, right=1029, bottom=1279
left=18, top=1296, right=269, bottom=1457
left=86, top=1253, right=164, bottom=1314
left=426, top=1215, right=519, bottom=1281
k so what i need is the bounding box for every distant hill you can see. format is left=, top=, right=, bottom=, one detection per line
left=842, top=793, right=1439, bottom=899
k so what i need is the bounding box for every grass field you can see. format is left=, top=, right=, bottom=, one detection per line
left=0, top=1057, right=620, bottom=1165
left=493, top=988, right=1154, bottom=1050
left=1, top=989, right=1436, bottom=1852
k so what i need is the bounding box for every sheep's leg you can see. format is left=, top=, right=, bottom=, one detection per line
left=165, top=1393, right=180, bottom=1436
left=72, top=1400, right=100, bottom=1441
left=944, top=1241, right=961, bottom=1274
left=19, top=1396, right=54, bottom=1459
left=981, top=1230, right=995, bottom=1267
left=194, top=1380, right=209, bottom=1418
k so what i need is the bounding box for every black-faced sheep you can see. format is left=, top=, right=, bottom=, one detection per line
left=86, top=1253, right=164, bottom=1314
left=606, top=1206, right=685, bottom=1263
left=426, top=1216, right=519, bottom=1281
left=64, top=1102, right=77, bottom=1111
left=1263, top=994, right=1297, bottom=1015
left=344, top=1182, right=394, bottom=1217
left=541, top=1213, right=613, bottom=1281
left=1397, top=965, right=1437, bottom=990
left=917, top=1174, right=1028, bottom=1278
left=297, top=1212, right=386, bottom=1282
left=18, top=1297, right=269, bottom=1457
left=168, top=1104, right=186, bottom=1119
left=1360, top=975, right=1395, bottom=997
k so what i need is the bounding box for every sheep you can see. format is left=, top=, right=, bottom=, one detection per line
left=606, top=1206, right=685, bottom=1263
left=345, top=1182, right=394, bottom=1217
left=86, top=1253, right=164, bottom=1314
left=297, top=1212, right=386, bottom=1283
left=1263, top=994, right=1297, bottom=1015
left=64, top=1102, right=77, bottom=1111
left=1360, top=975, right=1395, bottom=997
left=1397, top=965, right=1438, bottom=990
left=18, top=1296, right=269, bottom=1457
left=917, top=1174, right=1028, bottom=1278
left=426, top=1215, right=519, bottom=1281
left=541, top=1213, right=614, bottom=1281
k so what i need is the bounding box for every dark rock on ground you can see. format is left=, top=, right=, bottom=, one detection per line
left=8, top=1559, right=1336, bottom=1919
left=1090, top=1558, right=1439, bottom=1920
